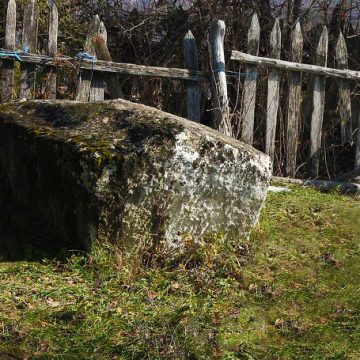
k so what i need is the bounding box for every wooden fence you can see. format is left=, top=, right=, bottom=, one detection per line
left=0, top=0, right=359, bottom=180
left=231, top=14, right=360, bottom=178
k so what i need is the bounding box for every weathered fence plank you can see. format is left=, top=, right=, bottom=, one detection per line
left=20, top=0, right=39, bottom=99
left=1, top=0, right=17, bottom=102
left=99, top=21, right=107, bottom=44
left=231, top=51, right=360, bottom=81
left=89, top=21, right=107, bottom=102
left=45, top=0, right=58, bottom=99
left=356, top=114, right=360, bottom=169
left=209, top=20, right=232, bottom=136
left=335, top=31, right=352, bottom=145
left=240, top=14, right=260, bottom=143
left=309, top=26, right=328, bottom=178
left=0, top=50, right=209, bottom=82
left=91, top=35, right=124, bottom=99
left=184, top=30, right=201, bottom=122
left=272, top=176, right=360, bottom=193
left=76, top=15, right=101, bottom=101
left=265, top=19, right=281, bottom=160
left=286, top=22, right=303, bottom=176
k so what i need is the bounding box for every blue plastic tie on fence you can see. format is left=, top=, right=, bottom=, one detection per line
left=0, top=51, right=22, bottom=62
left=76, top=51, right=97, bottom=62
left=22, top=45, right=30, bottom=53
left=213, top=67, right=257, bottom=80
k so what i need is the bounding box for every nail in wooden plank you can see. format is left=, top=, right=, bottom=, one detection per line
left=286, top=22, right=303, bottom=176
left=239, top=14, right=260, bottom=143
left=309, top=26, right=328, bottom=177
left=184, top=30, right=201, bottom=122
left=209, top=20, right=232, bottom=136
left=1, top=0, right=17, bottom=102
left=20, top=0, right=39, bottom=100
left=265, top=19, right=281, bottom=161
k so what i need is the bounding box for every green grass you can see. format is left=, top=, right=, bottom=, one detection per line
left=0, top=186, right=360, bottom=359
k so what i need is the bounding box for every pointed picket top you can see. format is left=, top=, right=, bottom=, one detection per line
left=5, top=0, right=16, bottom=50
left=315, top=26, right=328, bottom=66
left=99, top=21, right=107, bottom=44
left=291, top=21, right=303, bottom=61
left=184, top=30, right=198, bottom=71
left=84, top=15, right=101, bottom=53
left=336, top=31, right=347, bottom=67
left=270, top=19, right=281, bottom=59
left=247, top=13, right=260, bottom=54
left=185, top=29, right=195, bottom=40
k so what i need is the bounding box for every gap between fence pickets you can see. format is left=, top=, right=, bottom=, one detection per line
left=272, top=176, right=360, bottom=193
left=231, top=50, right=360, bottom=81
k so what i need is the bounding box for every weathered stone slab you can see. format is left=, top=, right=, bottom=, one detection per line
left=0, top=100, right=271, bottom=256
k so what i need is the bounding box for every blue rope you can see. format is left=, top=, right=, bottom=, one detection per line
left=0, top=51, right=22, bottom=62
left=76, top=51, right=97, bottom=62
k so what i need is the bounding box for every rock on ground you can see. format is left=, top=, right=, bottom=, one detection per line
left=0, top=100, right=271, bottom=258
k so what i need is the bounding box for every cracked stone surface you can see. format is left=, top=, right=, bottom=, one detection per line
left=0, top=100, right=271, bottom=256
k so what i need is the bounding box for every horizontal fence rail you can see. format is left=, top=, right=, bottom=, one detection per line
left=0, top=49, right=210, bottom=83
left=231, top=50, right=360, bottom=81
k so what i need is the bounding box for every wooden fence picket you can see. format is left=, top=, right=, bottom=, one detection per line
left=209, top=20, right=232, bottom=136
left=90, top=21, right=107, bottom=102
left=91, top=34, right=124, bottom=99
left=184, top=30, right=201, bottom=122
left=76, top=15, right=101, bottom=101
left=356, top=114, right=360, bottom=169
left=99, top=22, right=107, bottom=44
left=20, top=0, right=39, bottom=99
left=309, top=26, right=328, bottom=178
left=239, top=13, right=260, bottom=144
left=45, top=0, right=58, bottom=100
left=265, top=19, right=281, bottom=161
left=1, top=0, right=17, bottom=102
left=335, top=31, right=352, bottom=145
left=286, top=21, right=303, bottom=176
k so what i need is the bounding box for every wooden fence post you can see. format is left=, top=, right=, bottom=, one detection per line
left=309, top=26, right=328, bottom=178
left=286, top=21, right=303, bottom=177
left=20, top=0, right=39, bottom=100
left=45, top=0, right=58, bottom=99
left=184, top=30, right=201, bottom=122
left=89, top=21, right=107, bottom=102
left=99, top=21, right=107, bottom=44
left=76, top=15, right=101, bottom=101
left=265, top=19, right=281, bottom=161
left=209, top=20, right=232, bottom=136
left=335, top=31, right=352, bottom=145
left=239, top=13, right=260, bottom=143
left=91, top=35, right=124, bottom=99
left=356, top=114, right=360, bottom=169
left=1, top=0, right=17, bottom=102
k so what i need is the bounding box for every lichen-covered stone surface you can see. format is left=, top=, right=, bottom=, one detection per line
left=0, top=100, right=271, bottom=258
